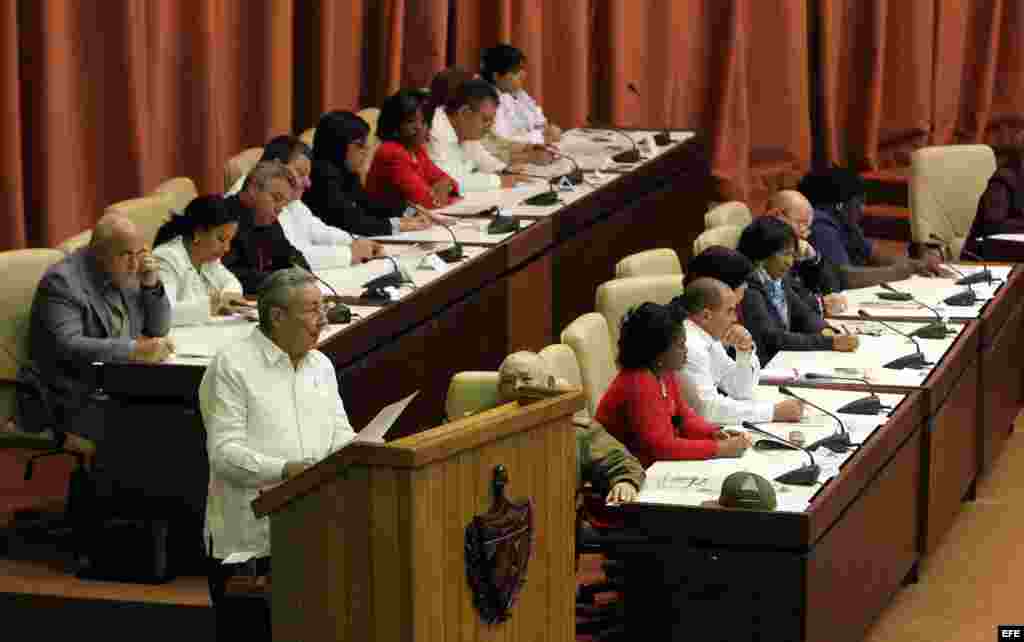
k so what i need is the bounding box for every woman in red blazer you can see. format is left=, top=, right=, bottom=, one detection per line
left=595, top=302, right=751, bottom=468
left=365, top=89, right=459, bottom=210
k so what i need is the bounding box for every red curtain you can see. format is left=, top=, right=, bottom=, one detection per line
left=1, top=0, right=1020, bottom=251
left=817, top=0, right=1024, bottom=171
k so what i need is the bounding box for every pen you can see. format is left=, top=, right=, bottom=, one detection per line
left=173, top=353, right=211, bottom=359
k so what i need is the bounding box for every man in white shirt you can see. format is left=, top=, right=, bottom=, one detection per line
left=434, top=78, right=527, bottom=192
left=199, top=267, right=357, bottom=639
left=674, top=277, right=803, bottom=425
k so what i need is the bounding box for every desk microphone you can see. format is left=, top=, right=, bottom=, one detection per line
left=626, top=83, right=672, bottom=146
left=877, top=282, right=912, bottom=301
left=877, top=284, right=951, bottom=339
left=802, top=373, right=886, bottom=415
left=929, top=233, right=994, bottom=285
left=545, top=148, right=584, bottom=185
left=290, top=256, right=351, bottom=324
left=361, top=255, right=413, bottom=302
left=741, top=421, right=821, bottom=486
left=586, top=116, right=641, bottom=164
left=521, top=182, right=560, bottom=207
left=943, top=283, right=978, bottom=307
left=778, top=386, right=852, bottom=454
left=857, top=310, right=930, bottom=369
left=435, top=222, right=464, bottom=263
left=486, top=207, right=521, bottom=235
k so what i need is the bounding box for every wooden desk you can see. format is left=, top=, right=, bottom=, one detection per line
left=617, top=391, right=927, bottom=642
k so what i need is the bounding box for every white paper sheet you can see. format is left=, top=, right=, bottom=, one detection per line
left=353, top=391, right=419, bottom=444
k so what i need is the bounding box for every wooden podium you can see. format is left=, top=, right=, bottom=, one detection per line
left=252, top=391, right=584, bottom=642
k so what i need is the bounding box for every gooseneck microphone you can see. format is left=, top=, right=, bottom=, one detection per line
left=858, top=310, right=930, bottom=369
left=877, top=283, right=952, bottom=339
left=586, top=116, right=641, bottom=164
left=361, top=255, right=413, bottom=302
left=802, top=373, right=887, bottom=415
left=626, top=83, right=672, bottom=146
left=742, top=421, right=821, bottom=486
left=778, top=386, right=852, bottom=454
left=929, top=233, right=994, bottom=285
left=545, top=148, right=584, bottom=185
left=486, top=207, right=521, bottom=234
left=435, top=222, right=464, bottom=263
left=290, top=256, right=351, bottom=323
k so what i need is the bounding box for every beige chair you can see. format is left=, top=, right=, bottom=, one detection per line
left=356, top=107, right=382, bottom=183
left=0, top=249, right=65, bottom=436
left=614, top=248, right=683, bottom=279
left=693, top=224, right=744, bottom=255
left=909, top=144, right=997, bottom=260
left=224, top=147, right=264, bottom=193
left=299, top=128, right=316, bottom=147
left=57, top=229, right=93, bottom=255
left=595, top=275, right=684, bottom=349
left=104, top=195, right=171, bottom=248
left=151, top=176, right=198, bottom=215
left=539, top=343, right=589, bottom=425
left=560, top=313, right=617, bottom=421
left=704, top=201, right=752, bottom=229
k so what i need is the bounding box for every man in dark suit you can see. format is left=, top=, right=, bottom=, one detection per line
left=17, top=212, right=173, bottom=455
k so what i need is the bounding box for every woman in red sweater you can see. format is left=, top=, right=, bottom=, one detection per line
left=595, top=302, right=751, bottom=468
left=365, top=89, right=460, bottom=210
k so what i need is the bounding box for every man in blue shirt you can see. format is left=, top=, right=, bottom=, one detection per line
left=798, top=168, right=951, bottom=288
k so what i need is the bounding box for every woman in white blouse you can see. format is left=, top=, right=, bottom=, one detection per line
left=227, top=135, right=383, bottom=268
left=482, top=44, right=562, bottom=145
left=153, top=195, right=251, bottom=326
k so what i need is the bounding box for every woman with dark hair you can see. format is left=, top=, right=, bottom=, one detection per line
left=594, top=302, right=750, bottom=468
left=737, top=217, right=859, bottom=364
left=799, top=167, right=949, bottom=287
left=481, top=43, right=561, bottom=145
left=683, top=245, right=755, bottom=296
left=965, top=145, right=1024, bottom=258
left=228, top=135, right=383, bottom=268
left=153, top=195, right=250, bottom=326
left=365, top=90, right=459, bottom=209
left=303, top=110, right=433, bottom=237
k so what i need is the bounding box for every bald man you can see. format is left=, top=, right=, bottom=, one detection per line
left=17, top=213, right=173, bottom=452
left=769, top=190, right=849, bottom=316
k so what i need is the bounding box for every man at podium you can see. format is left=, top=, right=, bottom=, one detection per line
left=198, top=267, right=358, bottom=640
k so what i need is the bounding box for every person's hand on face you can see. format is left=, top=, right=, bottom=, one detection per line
left=720, top=324, right=754, bottom=352
left=137, top=247, right=160, bottom=287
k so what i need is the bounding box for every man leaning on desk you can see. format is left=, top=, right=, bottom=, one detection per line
left=199, top=267, right=358, bottom=641
left=16, top=212, right=173, bottom=460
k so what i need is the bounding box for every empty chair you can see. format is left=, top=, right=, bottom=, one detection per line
left=704, top=201, right=752, bottom=229
left=151, top=177, right=198, bottom=216
left=444, top=372, right=502, bottom=421
left=560, top=313, right=617, bottom=421
left=614, top=248, right=683, bottom=278
left=104, top=195, right=171, bottom=248
left=538, top=343, right=588, bottom=424
left=910, top=144, right=997, bottom=260
left=595, top=275, right=684, bottom=349
left=223, top=147, right=264, bottom=193
left=693, top=224, right=744, bottom=255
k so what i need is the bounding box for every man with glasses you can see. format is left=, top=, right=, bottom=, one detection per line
left=221, top=160, right=312, bottom=294
left=433, top=78, right=528, bottom=192
left=200, top=267, right=357, bottom=641
left=18, top=212, right=173, bottom=457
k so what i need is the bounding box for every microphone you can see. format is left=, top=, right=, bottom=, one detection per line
left=857, top=310, right=930, bottom=369
left=290, top=256, right=351, bottom=324
left=929, top=233, right=993, bottom=285
left=435, top=222, right=464, bottom=263
left=361, top=255, right=413, bottom=302
left=486, top=206, right=521, bottom=234
left=802, top=373, right=887, bottom=415
left=545, top=148, right=584, bottom=185
left=877, top=282, right=912, bottom=301
left=627, top=83, right=672, bottom=146
left=877, top=283, right=952, bottom=339
left=586, top=116, right=641, bottom=164
left=778, top=386, right=852, bottom=454
left=741, top=421, right=821, bottom=486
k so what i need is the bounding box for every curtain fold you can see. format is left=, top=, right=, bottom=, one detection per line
left=0, top=0, right=1020, bottom=251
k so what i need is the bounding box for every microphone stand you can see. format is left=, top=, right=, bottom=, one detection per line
left=586, top=117, right=641, bottom=164
left=802, top=373, right=886, bottom=415
left=741, top=422, right=821, bottom=486
left=435, top=222, right=464, bottom=263
left=929, top=232, right=994, bottom=285
left=878, top=283, right=952, bottom=339
left=361, top=255, right=412, bottom=302
left=858, top=310, right=930, bottom=369
left=778, top=386, right=853, bottom=454
left=545, top=148, right=584, bottom=186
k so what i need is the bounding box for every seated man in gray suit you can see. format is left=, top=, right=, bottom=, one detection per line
left=17, top=212, right=174, bottom=458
